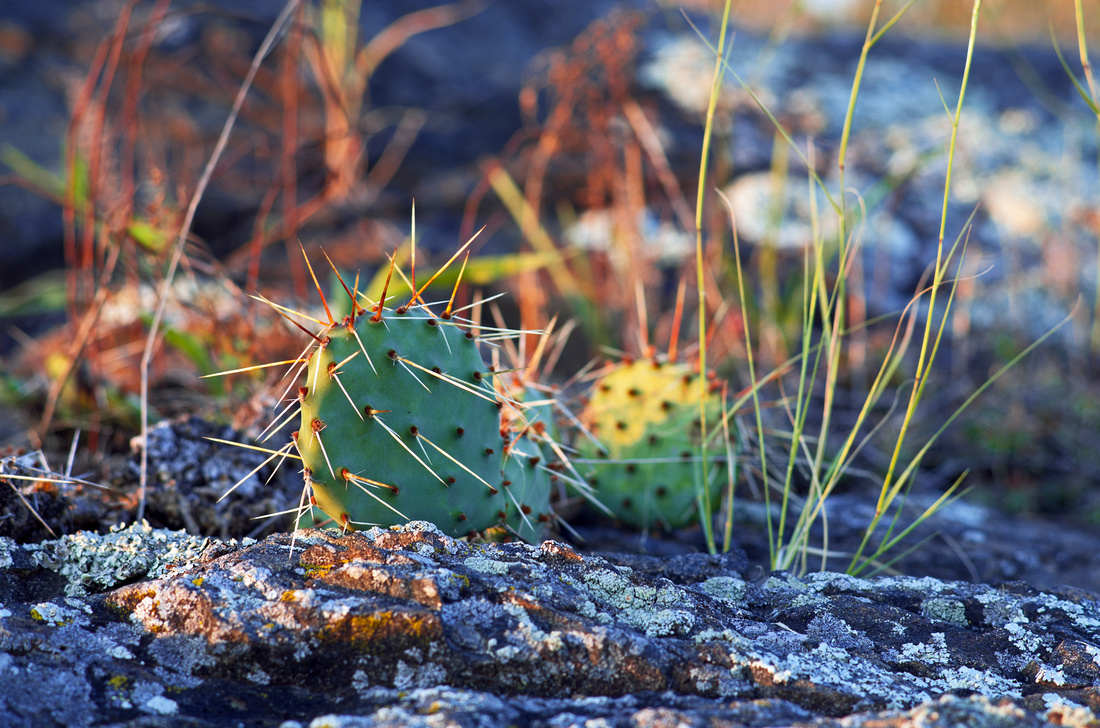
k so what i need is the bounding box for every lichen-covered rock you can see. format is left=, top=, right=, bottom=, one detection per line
left=1, top=523, right=1099, bottom=727
left=279, top=691, right=1095, bottom=728
left=1, top=417, right=302, bottom=543
left=22, top=520, right=226, bottom=597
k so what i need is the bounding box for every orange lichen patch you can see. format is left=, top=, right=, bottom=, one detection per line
left=537, top=541, right=583, bottom=562
left=103, top=675, right=133, bottom=703
left=297, top=543, right=341, bottom=567
left=314, top=564, right=444, bottom=610
left=108, top=580, right=248, bottom=644
left=302, top=564, right=334, bottom=580
left=750, top=663, right=783, bottom=687
left=318, top=608, right=441, bottom=651
left=299, top=535, right=418, bottom=569
left=105, top=586, right=159, bottom=616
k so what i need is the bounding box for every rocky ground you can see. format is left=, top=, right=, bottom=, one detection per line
left=2, top=517, right=1099, bottom=727
left=1, top=415, right=1099, bottom=727
left=7, top=383, right=1099, bottom=723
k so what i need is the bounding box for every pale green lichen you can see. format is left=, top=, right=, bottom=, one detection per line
left=921, top=597, right=968, bottom=627
left=936, top=666, right=1020, bottom=697
left=581, top=568, right=694, bottom=637
left=744, top=640, right=936, bottom=710
left=28, top=521, right=228, bottom=597
left=1042, top=693, right=1100, bottom=727
left=31, top=601, right=75, bottom=626
left=463, top=556, right=512, bottom=577
left=573, top=598, right=598, bottom=619
left=787, top=593, right=825, bottom=610
left=1033, top=663, right=1068, bottom=686
left=974, top=591, right=1028, bottom=627
left=29, top=597, right=91, bottom=627
left=896, top=632, right=951, bottom=665
left=762, top=572, right=808, bottom=592
left=692, top=628, right=752, bottom=650
left=1032, top=592, right=1100, bottom=630
left=629, top=608, right=694, bottom=637
left=500, top=602, right=566, bottom=653
left=1002, top=620, right=1044, bottom=654
left=140, top=693, right=179, bottom=717
left=698, top=576, right=748, bottom=605
left=0, top=537, right=15, bottom=569
left=393, top=660, right=448, bottom=690
left=583, top=568, right=657, bottom=610
left=801, top=572, right=875, bottom=592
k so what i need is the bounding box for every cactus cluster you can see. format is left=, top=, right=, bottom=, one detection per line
left=576, top=357, right=728, bottom=532
left=498, top=422, right=553, bottom=543
left=219, top=245, right=735, bottom=544
left=495, top=383, right=585, bottom=542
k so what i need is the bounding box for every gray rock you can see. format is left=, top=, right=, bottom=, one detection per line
left=129, top=416, right=300, bottom=540
left=1, top=522, right=1098, bottom=727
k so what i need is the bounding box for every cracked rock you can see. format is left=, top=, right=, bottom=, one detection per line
left=2, top=522, right=1098, bottom=727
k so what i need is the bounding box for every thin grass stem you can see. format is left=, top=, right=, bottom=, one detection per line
left=850, top=0, right=983, bottom=573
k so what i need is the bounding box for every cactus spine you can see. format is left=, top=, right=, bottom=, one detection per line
left=495, top=387, right=567, bottom=543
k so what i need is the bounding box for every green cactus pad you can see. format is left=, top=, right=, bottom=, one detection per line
left=578, top=358, right=728, bottom=531
left=296, top=308, right=507, bottom=537
left=499, top=433, right=552, bottom=542
left=491, top=386, right=564, bottom=542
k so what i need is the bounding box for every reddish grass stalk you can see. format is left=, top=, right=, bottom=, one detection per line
left=138, top=0, right=301, bottom=521
left=281, top=1, right=306, bottom=301
left=120, top=0, right=172, bottom=247
left=82, top=0, right=134, bottom=289
left=63, top=39, right=110, bottom=330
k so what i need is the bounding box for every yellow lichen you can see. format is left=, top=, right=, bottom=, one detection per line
left=318, top=609, right=440, bottom=651
left=106, top=587, right=159, bottom=616
left=303, top=565, right=333, bottom=580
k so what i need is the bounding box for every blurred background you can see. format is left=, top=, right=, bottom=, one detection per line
left=1, top=0, right=1098, bottom=540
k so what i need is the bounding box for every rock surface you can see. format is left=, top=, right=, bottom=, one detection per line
left=2, top=521, right=1099, bottom=727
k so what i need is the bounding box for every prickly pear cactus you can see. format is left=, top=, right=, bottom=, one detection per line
left=495, top=390, right=561, bottom=542
left=499, top=432, right=552, bottom=542
left=577, top=358, right=728, bottom=531
left=213, top=244, right=562, bottom=542
left=295, top=303, right=508, bottom=538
